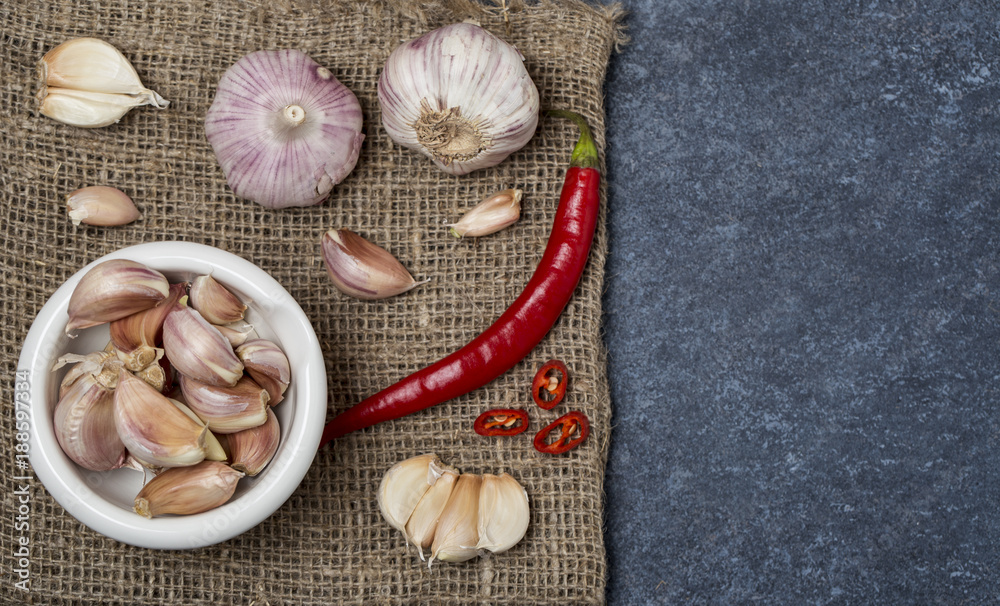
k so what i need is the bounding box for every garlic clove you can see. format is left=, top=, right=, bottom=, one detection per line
left=214, top=321, right=255, bottom=347
left=39, top=38, right=168, bottom=105
left=235, top=339, right=290, bottom=405
left=113, top=370, right=218, bottom=468
left=447, top=188, right=522, bottom=238
left=405, top=466, right=459, bottom=560
left=162, top=302, right=243, bottom=387
left=66, top=185, right=141, bottom=226
left=178, top=374, right=270, bottom=434
left=109, top=281, right=187, bottom=361
left=377, top=23, right=539, bottom=175
left=227, top=407, right=280, bottom=476
left=377, top=453, right=441, bottom=535
left=53, top=373, right=128, bottom=471
left=430, top=473, right=482, bottom=565
left=169, top=397, right=228, bottom=462
left=133, top=460, right=243, bottom=518
left=135, top=360, right=167, bottom=392
left=66, top=259, right=170, bottom=333
left=38, top=87, right=149, bottom=128
left=204, top=49, right=364, bottom=209
left=189, top=275, right=246, bottom=324
left=475, top=473, right=530, bottom=555
left=321, top=229, right=427, bottom=300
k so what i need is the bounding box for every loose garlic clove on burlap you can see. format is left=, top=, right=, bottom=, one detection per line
left=114, top=370, right=226, bottom=468
left=66, top=259, right=169, bottom=334
left=321, top=229, right=427, bottom=300
left=189, top=275, right=246, bottom=324
left=378, top=454, right=441, bottom=535
left=38, top=37, right=168, bottom=128
left=475, top=473, right=530, bottom=554
left=227, top=408, right=280, bottom=476
left=430, top=473, right=482, bottom=565
left=66, top=185, right=140, bottom=226
left=405, top=466, right=459, bottom=561
left=162, top=302, right=243, bottom=387
left=235, top=339, right=290, bottom=405
left=447, top=189, right=522, bottom=238
left=133, top=461, right=243, bottom=518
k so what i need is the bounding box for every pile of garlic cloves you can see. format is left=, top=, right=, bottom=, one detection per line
left=378, top=454, right=530, bottom=567
left=53, top=259, right=290, bottom=518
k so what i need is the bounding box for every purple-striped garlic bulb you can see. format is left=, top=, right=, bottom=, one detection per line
left=377, top=22, right=539, bottom=176
left=204, top=50, right=364, bottom=209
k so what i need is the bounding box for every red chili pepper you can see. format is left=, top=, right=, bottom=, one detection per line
left=533, top=411, right=589, bottom=454
left=473, top=408, right=530, bottom=437
left=532, top=359, right=569, bottom=410
left=320, top=111, right=600, bottom=446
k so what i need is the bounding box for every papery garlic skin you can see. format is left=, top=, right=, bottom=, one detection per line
left=189, top=275, right=246, bottom=324
left=430, top=473, right=482, bottom=565
left=162, top=303, right=243, bottom=387
left=321, top=229, right=426, bottom=300
left=448, top=188, right=522, bottom=237
left=205, top=49, right=364, bottom=208
left=475, top=473, right=529, bottom=554
left=66, top=185, right=141, bottom=226
left=66, top=259, right=170, bottom=333
left=133, top=460, right=243, bottom=518
left=38, top=38, right=168, bottom=128
left=53, top=373, right=128, bottom=471
left=235, top=339, right=290, bottom=405
left=378, top=22, right=539, bottom=175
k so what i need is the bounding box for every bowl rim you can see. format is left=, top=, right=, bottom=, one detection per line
left=18, top=241, right=327, bottom=549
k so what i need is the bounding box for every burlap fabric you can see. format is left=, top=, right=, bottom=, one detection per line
left=0, top=0, right=623, bottom=603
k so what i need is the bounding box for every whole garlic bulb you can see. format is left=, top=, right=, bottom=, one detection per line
left=377, top=22, right=539, bottom=175
left=205, top=50, right=365, bottom=209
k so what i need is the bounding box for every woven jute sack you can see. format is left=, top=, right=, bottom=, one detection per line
left=0, top=0, right=624, bottom=603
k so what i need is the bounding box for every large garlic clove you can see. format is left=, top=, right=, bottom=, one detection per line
left=475, top=473, right=530, bottom=554
left=133, top=461, right=243, bottom=518
left=235, top=339, right=290, bottom=405
left=430, top=473, right=483, bottom=565
left=378, top=22, right=539, bottom=175
left=66, top=259, right=170, bottom=333
left=162, top=303, right=243, bottom=387
left=114, top=370, right=223, bottom=468
left=227, top=408, right=280, bottom=476
left=405, top=466, right=459, bottom=561
left=53, top=373, right=128, bottom=471
left=40, top=38, right=168, bottom=103
left=189, top=275, right=246, bottom=324
left=377, top=453, right=441, bottom=535
left=321, top=229, right=427, bottom=300
left=178, top=374, right=269, bottom=434
left=109, top=282, right=187, bottom=368
left=204, top=49, right=364, bottom=209
left=66, top=185, right=141, bottom=226
left=447, top=189, right=522, bottom=238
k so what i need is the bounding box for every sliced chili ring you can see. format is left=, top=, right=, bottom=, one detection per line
left=532, top=359, right=569, bottom=410
left=533, top=411, right=589, bottom=454
left=474, top=408, right=530, bottom=437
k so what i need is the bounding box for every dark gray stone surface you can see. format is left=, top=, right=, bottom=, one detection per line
left=601, top=1, right=1000, bottom=603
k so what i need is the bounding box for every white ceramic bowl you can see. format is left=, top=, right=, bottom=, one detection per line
left=18, top=242, right=327, bottom=549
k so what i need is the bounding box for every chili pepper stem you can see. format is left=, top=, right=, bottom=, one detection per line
left=547, top=110, right=599, bottom=169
